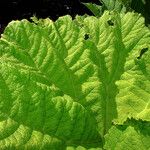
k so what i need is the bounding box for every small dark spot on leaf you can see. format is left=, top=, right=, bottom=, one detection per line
left=84, top=34, right=89, bottom=40
left=107, top=20, right=114, bottom=26
left=137, top=48, right=148, bottom=59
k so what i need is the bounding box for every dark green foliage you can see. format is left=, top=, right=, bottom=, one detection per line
left=82, top=0, right=150, bottom=24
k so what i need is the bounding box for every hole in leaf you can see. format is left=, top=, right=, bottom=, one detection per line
left=137, top=48, right=148, bottom=59
left=107, top=20, right=114, bottom=26
left=84, top=33, right=89, bottom=40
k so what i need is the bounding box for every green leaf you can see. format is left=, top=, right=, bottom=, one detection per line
left=80, top=11, right=150, bottom=133
left=0, top=16, right=102, bottom=149
left=82, top=0, right=127, bottom=17
left=101, top=0, right=126, bottom=12
left=0, top=11, right=150, bottom=149
left=104, top=124, right=150, bottom=150
left=82, top=3, right=102, bottom=17
left=115, top=45, right=150, bottom=123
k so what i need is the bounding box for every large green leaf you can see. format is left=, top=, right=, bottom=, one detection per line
left=79, top=11, right=150, bottom=132
left=0, top=11, right=150, bottom=149
left=0, top=16, right=102, bottom=149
